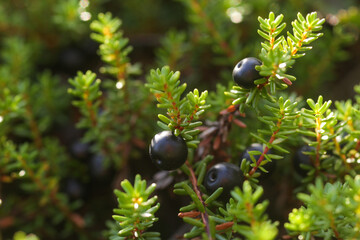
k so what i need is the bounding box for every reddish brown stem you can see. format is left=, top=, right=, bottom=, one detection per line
left=329, top=213, right=341, bottom=240
left=83, top=90, right=98, bottom=128
left=248, top=131, right=277, bottom=176
left=291, top=26, right=312, bottom=56
left=186, top=162, right=213, bottom=240
left=248, top=109, right=286, bottom=177
left=161, top=83, right=183, bottom=130
left=187, top=104, right=199, bottom=124
left=245, top=202, right=256, bottom=226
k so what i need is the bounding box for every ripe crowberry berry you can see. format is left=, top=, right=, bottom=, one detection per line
left=65, top=178, right=84, bottom=199
left=149, top=131, right=188, bottom=170
left=241, top=143, right=276, bottom=177
left=232, top=57, right=262, bottom=88
left=293, top=145, right=314, bottom=176
left=204, top=162, right=242, bottom=202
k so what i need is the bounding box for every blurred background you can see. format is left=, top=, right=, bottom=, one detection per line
left=0, top=0, right=359, bottom=239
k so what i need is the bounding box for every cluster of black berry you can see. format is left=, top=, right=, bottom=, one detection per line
left=149, top=58, right=314, bottom=202
left=204, top=143, right=273, bottom=202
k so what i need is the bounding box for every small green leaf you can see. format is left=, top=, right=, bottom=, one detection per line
left=258, top=30, right=270, bottom=40
left=158, top=114, right=171, bottom=124
left=197, top=162, right=207, bottom=186
left=180, top=203, right=196, bottom=212
left=306, top=98, right=316, bottom=111
left=270, top=143, right=289, bottom=153
left=183, top=217, right=205, bottom=228
left=157, top=121, right=170, bottom=130
left=184, top=227, right=203, bottom=238
left=273, top=14, right=284, bottom=26
left=118, top=226, right=134, bottom=236
left=120, top=180, right=134, bottom=195
left=205, top=187, right=223, bottom=204
left=173, top=189, right=188, bottom=195
left=258, top=16, right=270, bottom=28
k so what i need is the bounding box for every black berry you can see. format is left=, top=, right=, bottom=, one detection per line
left=90, top=153, right=107, bottom=178
left=71, top=140, right=90, bottom=159
left=149, top=131, right=188, bottom=170
left=204, top=162, right=242, bottom=202
left=232, top=57, right=262, bottom=88
left=293, top=145, right=314, bottom=176
left=241, top=143, right=276, bottom=177
left=65, top=178, right=84, bottom=199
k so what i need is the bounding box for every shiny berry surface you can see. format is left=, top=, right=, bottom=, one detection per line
left=241, top=143, right=276, bottom=177
left=232, top=57, right=262, bottom=88
left=293, top=145, right=314, bottom=176
left=149, top=131, right=188, bottom=170
left=204, top=162, right=242, bottom=202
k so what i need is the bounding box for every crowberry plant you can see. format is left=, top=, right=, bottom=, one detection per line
left=1, top=1, right=360, bottom=240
